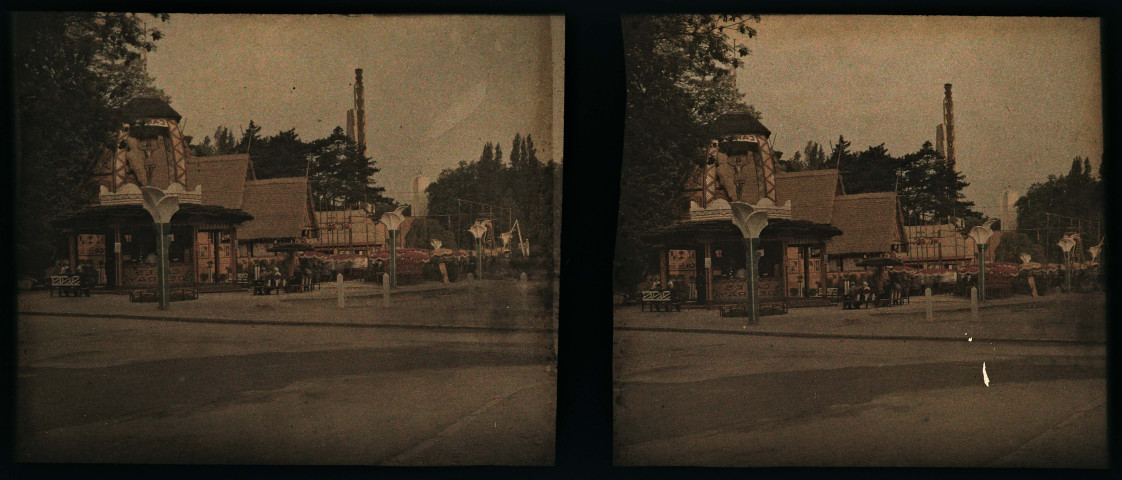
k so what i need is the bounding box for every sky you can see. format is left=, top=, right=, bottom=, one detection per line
left=146, top=14, right=563, bottom=203
left=731, top=15, right=1102, bottom=218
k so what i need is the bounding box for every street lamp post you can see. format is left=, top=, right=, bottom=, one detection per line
left=380, top=206, right=407, bottom=289
left=139, top=186, right=181, bottom=310
left=1058, top=235, right=1077, bottom=292
left=967, top=220, right=996, bottom=302
left=729, top=202, right=769, bottom=325
left=468, top=221, right=489, bottom=280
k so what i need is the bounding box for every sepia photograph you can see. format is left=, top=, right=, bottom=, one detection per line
left=13, top=13, right=563, bottom=465
left=612, top=14, right=1106, bottom=467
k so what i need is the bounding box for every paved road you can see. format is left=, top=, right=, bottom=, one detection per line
left=16, top=314, right=556, bottom=465
left=614, top=329, right=1106, bottom=467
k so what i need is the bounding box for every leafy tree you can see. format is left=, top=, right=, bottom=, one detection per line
left=253, top=128, right=309, bottom=179
left=779, top=151, right=805, bottom=172
left=840, top=143, right=901, bottom=194
left=234, top=120, right=263, bottom=154
left=425, top=134, right=556, bottom=262
left=616, top=14, right=758, bottom=291
left=191, top=135, right=217, bottom=157
left=896, top=141, right=978, bottom=222
left=828, top=135, right=853, bottom=170
left=1015, top=157, right=1103, bottom=261
left=779, top=140, right=829, bottom=172
left=804, top=141, right=829, bottom=170
left=14, top=12, right=169, bottom=276
left=993, top=232, right=1046, bottom=264
left=403, top=217, right=458, bottom=249
left=306, top=126, right=390, bottom=209
left=214, top=126, right=238, bottom=155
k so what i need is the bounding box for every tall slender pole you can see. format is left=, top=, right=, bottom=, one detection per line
left=156, top=222, right=170, bottom=309
left=389, top=230, right=397, bottom=289
left=745, top=237, right=760, bottom=325
left=477, top=237, right=484, bottom=280
left=977, top=243, right=986, bottom=302
left=1065, top=250, right=1072, bottom=292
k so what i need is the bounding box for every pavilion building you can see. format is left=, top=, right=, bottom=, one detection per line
left=639, top=109, right=907, bottom=306
left=52, top=97, right=317, bottom=289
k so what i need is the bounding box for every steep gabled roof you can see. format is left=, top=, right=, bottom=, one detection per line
left=239, top=177, right=311, bottom=240
left=185, top=155, right=250, bottom=209
left=776, top=169, right=840, bottom=224
left=827, top=192, right=903, bottom=255
left=121, top=96, right=182, bottom=121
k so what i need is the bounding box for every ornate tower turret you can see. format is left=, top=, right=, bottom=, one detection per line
left=682, top=107, right=791, bottom=221
left=110, top=97, right=191, bottom=191
left=705, top=107, right=778, bottom=205
left=93, top=96, right=201, bottom=206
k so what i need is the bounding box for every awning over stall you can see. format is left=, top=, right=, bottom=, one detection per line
left=51, top=203, right=253, bottom=229
left=642, top=218, right=842, bottom=244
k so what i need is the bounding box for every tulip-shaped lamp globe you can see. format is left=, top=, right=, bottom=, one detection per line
left=140, top=186, right=181, bottom=310
left=729, top=201, right=769, bottom=325
left=1058, top=234, right=1079, bottom=292
left=1088, top=237, right=1104, bottom=263
left=967, top=219, right=997, bottom=302
left=380, top=206, right=407, bottom=288
left=468, top=220, right=490, bottom=279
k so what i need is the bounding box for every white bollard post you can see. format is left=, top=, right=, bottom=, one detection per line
left=519, top=272, right=530, bottom=314
left=337, top=273, right=345, bottom=308
left=383, top=273, right=391, bottom=308
left=925, top=287, right=933, bottom=322
left=970, top=287, right=978, bottom=323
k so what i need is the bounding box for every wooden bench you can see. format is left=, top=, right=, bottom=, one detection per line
left=128, top=285, right=198, bottom=303
left=285, top=276, right=315, bottom=293
left=823, top=287, right=843, bottom=302
left=710, top=277, right=787, bottom=320
left=874, top=294, right=893, bottom=308
left=252, top=278, right=286, bottom=295
left=719, top=298, right=788, bottom=317
left=841, top=292, right=872, bottom=310
left=50, top=275, right=90, bottom=297
left=640, top=290, right=681, bottom=312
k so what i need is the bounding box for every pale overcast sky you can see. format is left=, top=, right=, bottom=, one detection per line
left=146, top=14, right=563, bottom=202
left=733, top=15, right=1102, bottom=217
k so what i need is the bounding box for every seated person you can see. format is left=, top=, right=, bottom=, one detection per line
left=859, top=281, right=872, bottom=303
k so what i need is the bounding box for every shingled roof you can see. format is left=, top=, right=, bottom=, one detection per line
left=776, top=169, right=841, bottom=224
left=827, top=192, right=904, bottom=255
left=708, top=110, right=771, bottom=137
left=121, top=96, right=182, bottom=121
left=185, top=155, right=250, bottom=209
left=239, top=177, right=312, bottom=241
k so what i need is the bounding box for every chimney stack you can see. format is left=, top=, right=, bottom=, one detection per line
left=943, top=83, right=955, bottom=167
left=935, top=124, right=945, bottom=158
left=354, top=68, right=366, bottom=155
left=346, top=109, right=355, bottom=141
